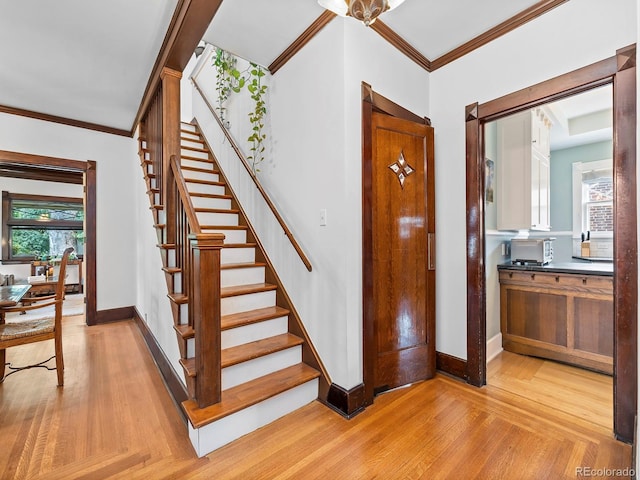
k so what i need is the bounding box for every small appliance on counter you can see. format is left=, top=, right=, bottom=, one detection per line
left=510, top=238, right=554, bottom=265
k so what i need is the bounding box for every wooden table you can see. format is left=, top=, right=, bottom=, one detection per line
left=0, top=284, right=31, bottom=307
left=0, top=284, right=31, bottom=322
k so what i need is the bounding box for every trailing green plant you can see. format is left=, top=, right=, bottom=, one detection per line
left=212, top=48, right=268, bottom=175
left=213, top=48, right=245, bottom=124
left=246, top=63, right=267, bottom=173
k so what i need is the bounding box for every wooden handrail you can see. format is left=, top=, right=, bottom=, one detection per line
left=169, top=155, right=201, bottom=235
left=191, top=78, right=313, bottom=272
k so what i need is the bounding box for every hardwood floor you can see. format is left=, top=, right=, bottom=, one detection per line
left=0, top=316, right=632, bottom=479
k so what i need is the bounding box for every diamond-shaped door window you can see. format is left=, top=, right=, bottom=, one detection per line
left=388, top=151, right=414, bottom=189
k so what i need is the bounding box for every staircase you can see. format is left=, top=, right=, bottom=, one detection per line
left=139, top=122, right=320, bottom=457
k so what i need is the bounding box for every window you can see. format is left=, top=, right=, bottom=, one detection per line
left=584, top=176, right=613, bottom=233
left=2, top=191, right=84, bottom=262
left=571, top=159, right=613, bottom=259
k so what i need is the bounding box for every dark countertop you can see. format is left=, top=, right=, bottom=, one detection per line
left=498, top=261, right=613, bottom=276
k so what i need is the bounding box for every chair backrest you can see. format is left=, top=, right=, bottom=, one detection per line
left=54, top=247, right=74, bottom=301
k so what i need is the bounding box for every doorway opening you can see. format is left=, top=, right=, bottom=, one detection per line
left=465, top=45, right=636, bottom=443
left=0, top=152, right=97, bottom=325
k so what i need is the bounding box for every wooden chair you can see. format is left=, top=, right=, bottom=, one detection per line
left=0, top=247, right=74, bottom=386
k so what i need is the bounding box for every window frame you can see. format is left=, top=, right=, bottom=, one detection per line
left=2, top=191, right=84, bottom=263
left=571, top=159, right=613, bottom=239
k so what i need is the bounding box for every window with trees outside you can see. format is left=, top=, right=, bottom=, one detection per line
left=2, top=191, right=84, bottom=262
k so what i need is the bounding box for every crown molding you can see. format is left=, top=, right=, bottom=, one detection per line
left=279, top=0, right=569, bottom=75
left=269, top=11, right=336, bottom=74
left=430, top=0, right=569, bottom=71
left=0, top=104, right=131, bottom=137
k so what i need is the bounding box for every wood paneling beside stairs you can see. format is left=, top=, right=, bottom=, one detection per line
left=137, top=121, right=324, bottom=455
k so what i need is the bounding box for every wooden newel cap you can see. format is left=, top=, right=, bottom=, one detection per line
left=190, top=233, right=225, bottom=248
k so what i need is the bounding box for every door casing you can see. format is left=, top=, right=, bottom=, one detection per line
left=0, top=151, right=97, bottom=326
left=465, top=45, right=637, bottom=443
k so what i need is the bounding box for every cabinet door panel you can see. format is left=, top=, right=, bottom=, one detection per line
left=574, top=297, right=613, bottom=356
left=506, top=289, right=567, bottom=346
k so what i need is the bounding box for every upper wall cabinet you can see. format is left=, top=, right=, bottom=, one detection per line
left=497, top=108, right=552, bottom=231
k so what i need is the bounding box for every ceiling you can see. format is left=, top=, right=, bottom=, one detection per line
left=0, top=0, right=594, bottom=139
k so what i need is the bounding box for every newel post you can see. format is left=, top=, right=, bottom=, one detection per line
left=161, top=67, right=182, bottom=245
left=190, top=233, right=225, bottom=408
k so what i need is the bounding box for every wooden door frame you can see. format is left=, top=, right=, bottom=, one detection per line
left=465, top=45, right=637, bottom=443
left=0, top=150, right=97, bottom=326
left=362, top=82, right=433, bottom=405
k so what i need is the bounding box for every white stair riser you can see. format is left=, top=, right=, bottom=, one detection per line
left=196, top=212, right=239, bottom=226
left=221, top=290, right=275, bottom=316
left=181, top=123, right=197, bottom=133
left=166, top=248, right=175, bottom=267
left=191, top=196, right=232, bottom=210
left=221, top=247, right=255, bottom=264
left=181, top=158, right=213, bottom=169
left=221, top=316, right=288, bottom=349
left=187, top=183, right=226, bottom=195
left=202, top=228, right=246, bottom=244
left=187, top=337, right=195, bottom=358
left=189, top=379, right=318, bottom=457
left=181, top=148, right=209, bottom=160
left=221, top=266, right=265, bottom=287
left=182, top=139, right=205, bottom=150
left=187, top=319, right=289, bottom=367
left=183, top=170, right=220, bottom=182
left=222, top=346, right=301, bottom=390
left=172, top=272, right=182, bottom=293
left=180, top=303, right=188, bottom=322
left=181, top=131, right=200, bottom=142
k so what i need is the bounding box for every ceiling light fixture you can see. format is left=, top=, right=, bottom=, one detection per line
left=318, top=0, right=406, bottom=27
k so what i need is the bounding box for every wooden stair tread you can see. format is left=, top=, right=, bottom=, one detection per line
left=181, top=145, right=209, bottom=154
left=184, top=178, right=225, bottom=186
left=222, top=333, right=303, bottom=368
left=189, top=192, right=232, bottom=199
left=162, top=267, right=181, bottom=274
left=221, top=243, right=257, bottom=249
left=157, top=243, right=176, bottom=249
left=179, top=357, right=196, bottom=377
left=220, top=262, right=266, bottom=270
left=179, top=333, right=302, bottom=373
left=221, top=283, right=277, bottom=298
left=181, top=165, right=219, bottom=175
left=168, top=293, right=188, bottom=304
left=181, top=155, right=214, bottom=163
left=195, top=208, right=239, bottom=214
left=182, top=363, right=320, bottom=428
left=174, top=324, right=194, bottom=340
left=201, top=225, right=247, bottom=231
left=222, top=306, right=290, bottom=330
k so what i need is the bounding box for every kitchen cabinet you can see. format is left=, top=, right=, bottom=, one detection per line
left=498, top=266, right=612, bottom=374
left=497, top=108, right=552, bottom=231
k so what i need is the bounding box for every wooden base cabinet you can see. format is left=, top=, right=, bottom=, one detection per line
left=499, top=269, right=613, bottom=374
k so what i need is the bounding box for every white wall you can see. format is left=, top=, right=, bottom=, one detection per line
left=193, top=19, right=429, bottom=389
left=429, top=0, right=637, bottom=359
left=0, top=113, right=138, bottom=310
left=132, top=156, right=183, bottom=381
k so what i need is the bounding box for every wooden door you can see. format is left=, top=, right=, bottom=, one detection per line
left=365, top=111, right=436, bottom=396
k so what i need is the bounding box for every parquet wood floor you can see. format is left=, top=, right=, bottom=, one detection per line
left=0, top=316, right=632, bottom=479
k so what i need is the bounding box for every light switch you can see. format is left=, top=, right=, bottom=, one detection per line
left=320, top=209, right=327, bottom=226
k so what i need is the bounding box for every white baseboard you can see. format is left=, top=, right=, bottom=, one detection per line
left=487, top=333, right=503, bottom=363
